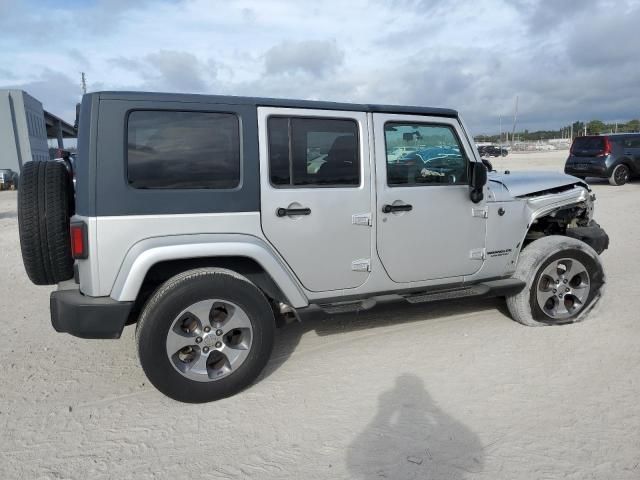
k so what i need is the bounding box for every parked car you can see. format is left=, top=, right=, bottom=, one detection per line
left=17, top=91, right=608, bottom=403
left=565, top=134, right=640, bottom=186
left=478, top=145, right=508, bottom=157
left=387, top=146, right=418, bottom=162
left=0, top=168, right=19, bottom=190
left=393, top=146, right=467, bottom=184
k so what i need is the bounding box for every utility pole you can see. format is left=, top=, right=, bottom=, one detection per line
left=511, top=96, right=518, bottom=149
left=499, top=115, right=502, bottom=146
left=81, top=72, right=87, bottom=95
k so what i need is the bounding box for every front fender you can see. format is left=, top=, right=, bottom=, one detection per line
left=525, top=185, right=592, bottom=225
left=510, top=186, right=593, bottom=269
left=109, top=234, right=309, bottom=308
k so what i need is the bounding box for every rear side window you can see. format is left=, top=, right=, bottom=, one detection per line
left=127, top=110, right=240, bottom=189
left=267, top=117, right=360, bottom=187
left=623, top=137, right=640, bottom=148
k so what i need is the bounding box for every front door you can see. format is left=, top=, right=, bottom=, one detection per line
left=374, top=113, right=487, bottom=283
left=259, top=107, right=372, bottom=292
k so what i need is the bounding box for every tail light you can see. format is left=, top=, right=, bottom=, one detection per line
left=600, top=137, right=612, bottom=156
left=70, top=222, right=88, bottom=259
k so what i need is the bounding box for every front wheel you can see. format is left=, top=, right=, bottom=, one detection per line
left=506, top=236, right=605, bottom=326
left=136, top=268, right=275, bottom=403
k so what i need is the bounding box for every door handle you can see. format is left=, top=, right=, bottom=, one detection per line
left=276, top=207, right=311, bottom=217
left=382, top=203, right=413, bottom=213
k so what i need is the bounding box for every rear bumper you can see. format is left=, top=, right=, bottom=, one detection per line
left=564, top=163, right=609, bottom=178
left=50, top=288, right=133, bottom=339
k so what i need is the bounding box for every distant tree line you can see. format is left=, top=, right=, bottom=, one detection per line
left=475, top=119, right=640, bottom=143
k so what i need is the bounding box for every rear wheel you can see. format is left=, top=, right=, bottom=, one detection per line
left=506, top=236, right=605, bottom=326
left=136, top=268, right=275, bottom=403
left=609, top=164, right=630, bottom=186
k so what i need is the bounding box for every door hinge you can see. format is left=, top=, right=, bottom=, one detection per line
left=351, top=258, right=371, bottom=272
left=469, top=248, right=486, bottom=261
left=472, top=207, right=488, bottom=218
left=352, top=213, right=372, bottom=226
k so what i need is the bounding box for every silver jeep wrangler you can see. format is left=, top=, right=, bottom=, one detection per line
left=18, top=92, right=609, bottom=403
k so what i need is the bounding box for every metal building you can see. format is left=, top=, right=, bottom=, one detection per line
left=0, top=89, right=76, bottom=173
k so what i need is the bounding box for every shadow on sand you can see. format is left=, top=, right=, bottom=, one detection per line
left=260, top=296, right=510, bottom=380
left=346, top=374, right=484, bottom=479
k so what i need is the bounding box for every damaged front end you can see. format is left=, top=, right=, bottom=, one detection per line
left=490, top=171, right=610, bottom=255
left=522, top=184, right=609, bottom=254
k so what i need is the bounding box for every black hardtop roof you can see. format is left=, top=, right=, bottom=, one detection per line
left=577, top=133, right=640, bottom=138
left=91, top=91, right=459, bottom=117
left=607, top=133, right=640, bottom=139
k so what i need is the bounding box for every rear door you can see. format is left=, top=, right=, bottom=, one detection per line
left=258, top=107, right=372, bottom=292
left=373, top=114, right=487, bottom=283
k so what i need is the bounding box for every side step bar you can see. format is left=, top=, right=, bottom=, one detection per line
left=404, top=278, right=526, bottom=304
left=404, top=285, right=488, bottom=304
left=320, top=298, right=377, bottom=315
left=314, top=278, right=526, bottom=316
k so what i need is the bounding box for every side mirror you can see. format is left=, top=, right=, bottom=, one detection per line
left=469, top=162, right=487, bottom=203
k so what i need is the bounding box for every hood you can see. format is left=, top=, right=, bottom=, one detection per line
left=488, top=171, right=587, bottom=197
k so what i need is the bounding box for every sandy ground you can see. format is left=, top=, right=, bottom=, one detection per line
left=1, top=150, right=639, bottom=479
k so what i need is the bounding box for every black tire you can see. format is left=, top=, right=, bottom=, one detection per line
left=506, top=236, right=605, bottom=327
left=609, top=163, right=630, bottom=186
left=18, top=161, right=74, bottom=285
left=136, top=268, right=275, bottom=403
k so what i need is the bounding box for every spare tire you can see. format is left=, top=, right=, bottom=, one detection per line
left=18, top=161, right=74, bottom=285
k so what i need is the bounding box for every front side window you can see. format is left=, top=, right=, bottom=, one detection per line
left=268, top=117, right=360, bottom=187
left=385, top=122, right=468, bottom=186
left=127, top=110, right=240, bottom=189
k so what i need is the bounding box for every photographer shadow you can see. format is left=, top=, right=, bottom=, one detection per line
left=346, top=374, right=484, bottom=479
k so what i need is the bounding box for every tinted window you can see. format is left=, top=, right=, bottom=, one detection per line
left=268, top=117, right=359, bottom=187
left=572, top=137, right=604, bottom=150
left=623, top=136, right=640, bottom=148
left=127, top=111, right=240, bottom=189
left=385, top=123, right=468, bottom=186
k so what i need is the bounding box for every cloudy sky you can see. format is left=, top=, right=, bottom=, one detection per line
left=1, top=0, right=639, bottom=134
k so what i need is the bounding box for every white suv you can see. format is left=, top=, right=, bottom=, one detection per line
left=18, top=91, right=608, bottom=402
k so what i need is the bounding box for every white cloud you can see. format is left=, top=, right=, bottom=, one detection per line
left=264, top=40, right=344, bottom=77
left=1, top=0, right=639, bottom=133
